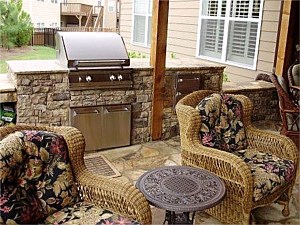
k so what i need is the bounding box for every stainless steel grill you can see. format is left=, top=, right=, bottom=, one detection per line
left=56, top=31, right=133, bottom=90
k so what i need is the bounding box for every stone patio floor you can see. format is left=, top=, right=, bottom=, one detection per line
left=87, top=120, right=300, bottom=224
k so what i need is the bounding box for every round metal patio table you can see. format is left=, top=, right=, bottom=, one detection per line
left=136, top=166, right=226, bottom=224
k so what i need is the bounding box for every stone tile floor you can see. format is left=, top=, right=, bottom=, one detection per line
left=88, top=121, right=300, bottom=224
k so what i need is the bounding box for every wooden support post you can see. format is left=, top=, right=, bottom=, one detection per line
left=150, top=0, right=169, bottom=140
left=275, top=0, right=292, bottom=76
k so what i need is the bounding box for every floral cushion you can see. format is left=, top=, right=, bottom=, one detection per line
left=0, top=130, right=79, bottom=224
left=196, top=93, right=248, bottom=152
left=233, top=148, right=295, bottom=202
left=45, top=201, right=141, bottom=225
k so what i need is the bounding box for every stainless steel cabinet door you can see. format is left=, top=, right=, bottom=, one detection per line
left=71, top=107, right=102, bottom=151
left=101, top=105, right=131, bottom=149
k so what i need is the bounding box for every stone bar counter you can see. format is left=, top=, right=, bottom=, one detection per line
left=6, top=59, right=224, bottom=144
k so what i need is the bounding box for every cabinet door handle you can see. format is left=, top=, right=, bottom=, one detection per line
left=178, top=78, right=183, bottom=82
left=176, top=92, right=182, bottom=96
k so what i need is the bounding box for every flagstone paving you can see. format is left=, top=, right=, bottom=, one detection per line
left=93, top=120, right=300, bottom=224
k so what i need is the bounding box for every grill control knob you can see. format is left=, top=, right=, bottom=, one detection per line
left=86, top=76, right=92, bottom=82
left=78, top=76, right=82, bottom=82
left=110, top=75, right=116, bottom=81
left=118, top=74, right=123, bottom=81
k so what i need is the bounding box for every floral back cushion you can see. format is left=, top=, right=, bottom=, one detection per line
left=196, top=93, right=223, bottom=149
left=0, top=130, right=79, bottom=224
left=196, top=93, right=248, bottom=152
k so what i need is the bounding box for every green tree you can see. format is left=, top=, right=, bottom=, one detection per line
left=0, top=0, right=33, bottom=49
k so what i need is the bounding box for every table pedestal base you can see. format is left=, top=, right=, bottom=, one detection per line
left=163, top=211, right=195, bottom=224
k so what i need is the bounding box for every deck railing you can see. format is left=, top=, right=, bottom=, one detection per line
left=60, top=3, right=92, bottom=16
left=93, top=6, right=103, bottom=15
left=59, top=27, right=119, bottom=32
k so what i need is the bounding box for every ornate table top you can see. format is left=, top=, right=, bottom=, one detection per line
left=136, top=166, right=225, bottom=212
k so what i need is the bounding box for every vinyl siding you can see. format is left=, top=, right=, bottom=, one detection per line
left=119, top=0, right=281, bottom=80
left=22, top=0, right=60, bottom=28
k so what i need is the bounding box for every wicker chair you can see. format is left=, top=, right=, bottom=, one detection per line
left=175, top=90, right=299, bottom=225
left=0, top=125, right=152, bottom=225
left=270, top=73, right=300, bottom=149
left=287, top=63, right=300, bottom=106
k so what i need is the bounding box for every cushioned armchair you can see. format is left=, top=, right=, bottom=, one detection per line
left=175, top=90, right=299, bottom=225
left=0, top=125, right=152, bottom=225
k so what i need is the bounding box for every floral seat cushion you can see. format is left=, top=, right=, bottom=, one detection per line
left=196, top=93, right=248, bottom=152
left=45, top=201, right=141, bottom=225
left=233, top=148, right=295, bottom=202
left=0, top=130, right=79, bottom=224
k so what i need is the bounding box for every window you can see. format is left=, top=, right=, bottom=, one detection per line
left=197, top=0, right=263, bottom=69
left=108, top=0, right=115, bottom=12
left=132, top=0, right=152, bottom=46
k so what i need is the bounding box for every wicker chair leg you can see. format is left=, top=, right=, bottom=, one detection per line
left=277, top=192, right=291, bottom=217
left=242, top=211, right=251, bottom=225
left=282, top=202, right=290, bottom=217
left=250, top=212, right=256, bottom=225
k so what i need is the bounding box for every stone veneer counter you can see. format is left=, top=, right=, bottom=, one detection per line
left=7, top=60, right=68, bottom=74
left=0, top=73, right=17, bottom=103
left=7, top=58, right=225, bottom=143
left=7, top=58, right=223, bottom=73
left=130, top=58, right=222, bottom=70
left=5, top=59, right=279, bottom=142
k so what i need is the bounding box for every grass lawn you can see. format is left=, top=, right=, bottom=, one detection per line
left=0, top=46, right=56, bottom=73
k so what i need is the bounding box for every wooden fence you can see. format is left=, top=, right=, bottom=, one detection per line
left=31, top=27, right=119, bottom=48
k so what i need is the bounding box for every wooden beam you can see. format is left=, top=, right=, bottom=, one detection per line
left=275, top=0, right=292, bottom=76
left=150, top=0, right=169, bottom=140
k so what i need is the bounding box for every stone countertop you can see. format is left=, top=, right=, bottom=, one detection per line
left=0, top=73, right=15, bottom=93
left=7, top=58, right=224, bottom=74
left=130, top=58, right=225, bottom=70
left=223, top=80, right=275, bottom=92
left=0, top=73, right=17, bottom=103
left=6, top=60, right=68, bottom=74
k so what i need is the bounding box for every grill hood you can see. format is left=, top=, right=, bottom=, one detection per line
left=56, top=32, right=130, bottom=70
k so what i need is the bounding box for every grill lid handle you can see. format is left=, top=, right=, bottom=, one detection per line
left=73, top=60, right=129, bottom=69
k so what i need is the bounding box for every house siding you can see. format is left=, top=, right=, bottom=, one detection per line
left=22, top=0, right=60, bottom=28
left=119, top=0, right=282, bottom=81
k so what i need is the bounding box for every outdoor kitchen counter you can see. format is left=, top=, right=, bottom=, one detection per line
left=0, top=73, right=17, bottom=103
left=7, top=58, right=224, bottom=73
left=130, top=58, right=224, bottom=70
left=7, top=60, right=68, bottom=74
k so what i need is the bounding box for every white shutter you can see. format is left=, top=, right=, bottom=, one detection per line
left=134, top=0, right=147, bottom=14
left=199, top=19, right=224, bottom=59
left=147, top=16, right=152, bottom=46
left=252, top=0, right=261, bottom=18
left=202, top=0, right=219, bottom=16
left=226, top=21, right=258, bottom=65
left=133, top=15, right=146, bottom=43
left=148, top=0, right=152, bottom=14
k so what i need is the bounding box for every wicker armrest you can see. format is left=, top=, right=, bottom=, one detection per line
left=246, top=126, right=299, bottom=163
left=51, top=127, right=152, bottom=225
left=76, top=171, right=152, bottom=225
